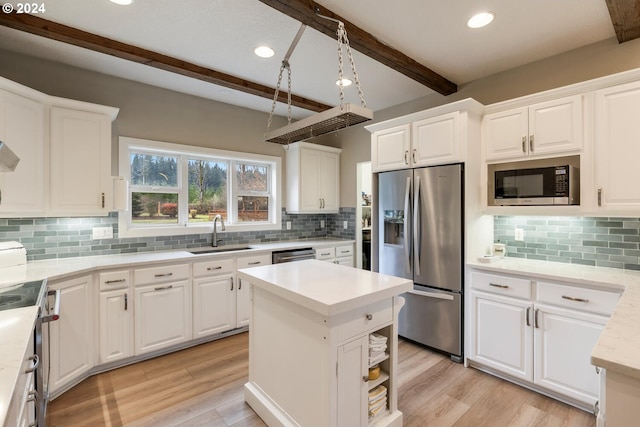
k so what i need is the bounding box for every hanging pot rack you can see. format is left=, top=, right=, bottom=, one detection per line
left=264, top=13, right=373, bottom=145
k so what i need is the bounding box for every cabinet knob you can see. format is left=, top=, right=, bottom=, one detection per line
left=365, top=314, right=373, bottom=321
left=362, top=376, right=369, bottom=383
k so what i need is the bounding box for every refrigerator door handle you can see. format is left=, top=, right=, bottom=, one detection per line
left=408, top=289, right=455, bottom=301
left=413, top=175, right=421, bottom=276
left=404, top=176, right=411, bottom=274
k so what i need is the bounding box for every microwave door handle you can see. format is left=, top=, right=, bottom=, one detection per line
left=404, top=176, right=411, bottom=275
left=413, top=175, right=421, bottom=276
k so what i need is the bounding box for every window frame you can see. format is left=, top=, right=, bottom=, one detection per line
left=118, top=136, right=281, bottom=238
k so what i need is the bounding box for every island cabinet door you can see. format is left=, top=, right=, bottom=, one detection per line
left=337, top=335, right=368, bottom=427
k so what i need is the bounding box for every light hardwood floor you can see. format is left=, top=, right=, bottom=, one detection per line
left=47, top=332, right=595, bottom=427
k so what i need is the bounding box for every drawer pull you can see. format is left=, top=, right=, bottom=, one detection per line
left=248, top=261, right=262, bottom=265
left=366, top=314, right=373, bottom=321
left=207, top=266, right=223, bottom=271
left=320, top=252, right=331, bottom=256
left=489, top=283, right=509, bottom=289
left=154, top=272, right=173, bottom=278
left=25, top=354, right=39, bottom=374
left=562, top=295, right=589, bottom=303
left=154, top=285, right=173, bottom=291
left=105, top=279, right=126, bottom=284
left=340, top=250, right=349, bottom=254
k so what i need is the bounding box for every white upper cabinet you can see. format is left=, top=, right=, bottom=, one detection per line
left=0, top=77, right=118, bottom=217
left=368, top=99, right=483, bottom=172
left=0, top=89, right=46, bottom=215
left=50, top=106, right=112, bottom=216
left=594, top=80, right=640, bottom=212
left=484, top=95, right=582, bottom=161
left=371, top=124, right=410, bottom=172
left=285, top=141, right=341, bottom=214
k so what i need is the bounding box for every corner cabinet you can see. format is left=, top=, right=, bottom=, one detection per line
left=483, top=95, right=582, bottom=162
left=0, top=76, right=119, bottom=217
left=285, top=141, right=341, bottom=214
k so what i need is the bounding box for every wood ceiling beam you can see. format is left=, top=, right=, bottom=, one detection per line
left=605, top=0, right=640, bottom=43
left=0, top=11, right=332, bottom=113
left=257, top=0, right=457, bottom=96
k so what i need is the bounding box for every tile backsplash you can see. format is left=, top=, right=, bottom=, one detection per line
left=0, top=208, right=356, bottom=261
left=494, top=216, right=640, bottom=270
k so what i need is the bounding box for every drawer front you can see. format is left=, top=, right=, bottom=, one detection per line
left=99, top=270, right=130, bottom=291
left=335, top=245, right=353, bottom=258
left=193, top=258, right=235, bottom=277
left=237, top=253, right=271, bottom=269
left=471, top=271, right=532, bottom=300
left=338, top=298, right=393, bottom=342
left=134, top=263, right=190, bottom=286
left=315, top=247, right=335, bottom=260
left=537, top=281, right=620, bottom=316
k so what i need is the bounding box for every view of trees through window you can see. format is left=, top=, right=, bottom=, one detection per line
left=129, top=151, right=270, bottom=224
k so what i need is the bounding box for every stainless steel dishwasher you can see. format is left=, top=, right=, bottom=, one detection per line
left=272, top=247, right=315, bottom=263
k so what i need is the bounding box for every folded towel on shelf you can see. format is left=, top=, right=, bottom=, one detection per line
left=369, top=389, right=387, bottom=407
left=369, top=333, right=387, bottom=345
left=368, top=385, right=387, bottom=403
left=369, top=351, right=388, bottom=366
left=369, top=399, right=387, bottom=420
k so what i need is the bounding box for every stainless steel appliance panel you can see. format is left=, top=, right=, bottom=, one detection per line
left=413, top=164, right=462, bottom=292
left=398, top=285, right=461, bottom=356
left=378, top=169, right=412, bottom=280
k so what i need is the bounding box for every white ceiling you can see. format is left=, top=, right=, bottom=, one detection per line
left=0, top=0, right=616, bottom=119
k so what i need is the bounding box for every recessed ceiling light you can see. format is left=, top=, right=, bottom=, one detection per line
left=336, top=78, right=352, bottom=87
left=110, top=0, right=134, bottom=5
left=467, top=11, right=495, bottom=29
left=254, top=46, right=275, bottom=58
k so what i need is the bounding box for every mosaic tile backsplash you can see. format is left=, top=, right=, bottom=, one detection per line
left=494, top=216, right=640, bottom=270
left=0, top=208, right=356, bottom=261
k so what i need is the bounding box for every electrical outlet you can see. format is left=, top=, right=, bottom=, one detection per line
left=343, top=220, right=348, bottom=229
left=92, top=226, right=113, bottom=240
left=514, top=228, right=524, bottom=241
left=320, top=220, right=325, bottom=228
left=286, top=221, right=291, bottom=230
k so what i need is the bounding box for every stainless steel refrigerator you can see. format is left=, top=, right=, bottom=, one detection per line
left=376, top=163, right=463, bottom=361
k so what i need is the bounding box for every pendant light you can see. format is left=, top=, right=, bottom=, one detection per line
left=264, top=14, right=373, bottom=145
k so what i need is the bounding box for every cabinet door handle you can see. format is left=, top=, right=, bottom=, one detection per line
left=412, top=148, right=417, bottom=163
left=362, top=376, right=369, bottom=383
left=230, top=277, right=234, bottom=291
left=595, top=366, right=601, bottom=374
left=365, top=314, right=373, bottom=320
left=124, top=293, right=128, bottom=311
left=25, top=354, right=39, bottom=374
left=154, top=285, right=173, bottom=291
left=404, top=150, right=409, bottom=165
left=529, top=134, right=534, bottom=152
left=105, top=278, right=126, bottom=284
left=522, top=136, right=526, bottom=153
left=319, top=198, right=322, bottom=208
left=594, top=400, right=600, bottom=416
left=239, top=280, right=242, bottom=290
left=101, top=192, right=105, bottom=208
left=562, top=295, right=589, bottom=303
left=207, top=266, right=223, bottom=271
left=154, top=272, right=173, bottom=278
left=598, top=188, right=602, bottom=206
left=526, top=307, right=531, bottom=327
left=489, top=282, right=509, bottom=289
left=534, top=308, right=539, bottom=329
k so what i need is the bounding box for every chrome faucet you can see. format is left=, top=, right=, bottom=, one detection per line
left=212, top=214, right=226, bottom=247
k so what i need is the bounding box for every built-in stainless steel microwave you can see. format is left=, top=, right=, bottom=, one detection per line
left=493, top=165, right=580, bottom=206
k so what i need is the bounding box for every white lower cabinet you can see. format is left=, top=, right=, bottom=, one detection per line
left=133, top=263, right=192, bottom=355
left=98, top=270, right=132, bottom=364
left=469, top=270, right=619, bottom=410
left=192, top=258, right=236, bottom=338
left=47, top=275, right=94, bottom=397
left=236, top=254, right=271, bottom=327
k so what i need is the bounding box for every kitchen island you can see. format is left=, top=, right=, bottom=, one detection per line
left=237, top=260, right=412, bottom=427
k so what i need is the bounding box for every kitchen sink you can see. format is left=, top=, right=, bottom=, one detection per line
left=188, top=246, right=253, bottom=255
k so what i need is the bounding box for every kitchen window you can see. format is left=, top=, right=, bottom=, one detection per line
left=119, top=137, right=281, bottom=238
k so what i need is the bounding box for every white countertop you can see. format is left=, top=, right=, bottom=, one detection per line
left=468, top=258, right=640, bottom=380
left=238, top=259, right=413, bottom=317
left=0, top=238, right=352, bottom=427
